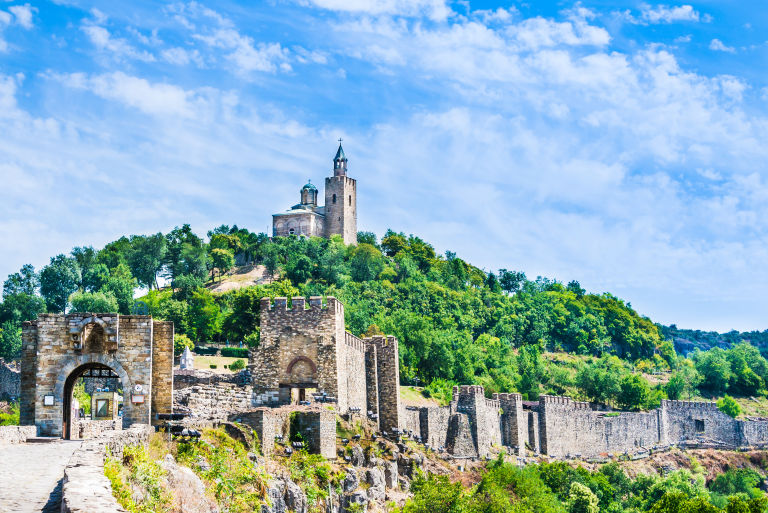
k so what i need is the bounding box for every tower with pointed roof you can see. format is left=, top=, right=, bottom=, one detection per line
left=271, top=142, right=358, bottom=245
left=324, top=141, right=357, bottom=244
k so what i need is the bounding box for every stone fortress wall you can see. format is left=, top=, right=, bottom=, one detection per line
left=399, top=386, right=768, bottom=460
left=0, top=358, right=20, bottom=400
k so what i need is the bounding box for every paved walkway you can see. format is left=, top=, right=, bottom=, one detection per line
left=0, top=440, right=81, bottom=513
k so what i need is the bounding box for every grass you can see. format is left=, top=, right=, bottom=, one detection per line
left=400, top=386, right=443, bottom=407
left=192, top=355, right=241, bottom=373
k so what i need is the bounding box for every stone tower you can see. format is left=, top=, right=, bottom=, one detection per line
left=324, top=142, right=357, bottom=245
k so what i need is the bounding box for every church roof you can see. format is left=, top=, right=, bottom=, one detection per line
left=334, top=142, right=347, bottom=161
left=302, top=181, right=317, bottom=191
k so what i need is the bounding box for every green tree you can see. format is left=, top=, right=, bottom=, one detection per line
left=717, top=395, right=741, bottom=418
left=357, top=231, right=377, bottom=246
left=173, top=333, right=194, bottom=357
left=568, top=482, right=599, bottom=513
left=229, top=359, right=245, bottom=371
left=0, top=321, right=22, bottom=360
left=221, top=287, right=262, bottom=343
left=210, top=248, right=235, bottom=282
left=694, top=348, right=732, bottom=395
left=2, top=264, right=39, bottom=297
left=164, top=224, right=204, bottom=280
left=126, top=233, right=167, bottom=289
left=349, top=243, right=384, bottom=282
left=617, top=374, right=651, bottom=411
left=188, top=289, right=221, bottom=343
left=0, top=292, right=46, bottom=325
left=69, top=290, right=119, bottom=313
left=40, top=254, right=81, bottom=312
left=285, top=254, right=313, bottom=285
left=100, top=263, right=137, bottom=315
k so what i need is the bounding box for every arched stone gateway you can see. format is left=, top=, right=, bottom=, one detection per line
left=19, top=313, right=174, bottom=437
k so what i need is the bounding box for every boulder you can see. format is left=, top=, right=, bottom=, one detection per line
left=343, top=491, right=368, bottom=512
left=350, top=445, right=365, bottom=467
left=365, top=467, right=385, bottom=502
left=343, top=469, right=359, bottom=493
left=161, top=456, right=219, bottom=513
left=383, top=460, right=398, bottom=489
left=284, top=480, right=307, bottom=513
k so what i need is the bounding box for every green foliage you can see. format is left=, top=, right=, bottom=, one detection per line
left=423, top=378, right=457, bottom=405
left=69, top=290, right=119, bottom=313
left=617, top=374, right=652, bottom=411
left=104, top=444, right=172, bottom=513
left=0, top=401, right=20, bottom=425
left=173, top=333, right=194, bottom=357
left=288, top=450, right=333, bottom=510
left=221, top=347, right=249, bottom=358
left=40, top=254, right=81, bottom=312
left=72, top=379, right=91, bottom=415
left=717, top=395, right=741, bottom=418
left=709, top=468, right=763, bottom=500
left=230, top=359, right=246, bottom=371
left=0, top=321, right=22, bottom=360
left=404, top=474, right=464, bottom=513
left=568, top=482, right=599, bottom=513
left=211, top=248, right=235, bottom=282
left=2, top=264, right=39, bottom=297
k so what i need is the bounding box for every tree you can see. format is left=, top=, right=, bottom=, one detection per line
left=349, top=243, right=384, bottom=282
left=357, top=231, right=377, bottom=246
left=0, top=292, right=46, bottom=325
left=0, top=321, right=22, bottom=360
left=173, top=333, right=194, bottom=357
left=221, top=288, right=261, bottom=343
left=2, top=264, right=39, bottom=297
left=69, top=290, right=119, bottom=313
left=567, top=482, right=599, bottom=513
left=517, top=345, right=545, bottom=400
left=617, top=374, right=651, bottom=411
left=229, top=359, right=246, bottom=371
left=164, top=225, right=204, bottom=280
left=126, top=233, right=167, bottom=289
left=717, top=395, right=741, bottom=418
left=71, top=246, right=97, bottom=288
left=40, top=254, right=81, bottom=313
left=499, top=269, right=526, bottom=294
left=100, top=263, right=137, bottom=315
left=285, top=254, right=313, bottom=285
left=82, top=263, right=110, bottom=292
left=210, top=248, right=235, bottom=282
left=694, top=348, right=732, bottom=395
left=381, top=229, right=407, bottom=257
left=188, top=289, right=221, bottom=343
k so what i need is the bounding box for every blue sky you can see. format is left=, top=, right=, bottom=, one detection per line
left=1, top=0, right=767, bottom=332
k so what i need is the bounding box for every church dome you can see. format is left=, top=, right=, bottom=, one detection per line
left=302, top=181, right=317, bottom=191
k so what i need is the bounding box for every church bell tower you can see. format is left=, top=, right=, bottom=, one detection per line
left=324, top=140, right=357, bottom=245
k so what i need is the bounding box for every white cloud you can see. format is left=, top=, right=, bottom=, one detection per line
left=641, top=4, right=700, bottom=23
left=674, top=35, right=691, bottom=43
left=709, top=38, right=735, bottom=53
left=55, top=72, right=198, bottom=117
left=8, top=4, right=36, bottom=29
left=81, top=23, right=156, bottom=62
left=299, top=0, right=452, bottom=22
left=161, top=46, right=203, bottom=66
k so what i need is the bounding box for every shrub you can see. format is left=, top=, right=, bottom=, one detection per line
left=717, top=395, right=741, bottom=418
left=195, top=346, right=219, bottom=356
left=210, top=364, right=218, bottom=369
left=230, top=359, right=246, bottom=371
left=173, top=333, right=194, bottom=357
left=221, top=347, right=249, bottom=358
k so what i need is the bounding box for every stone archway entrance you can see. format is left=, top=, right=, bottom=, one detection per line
left=62, top=362, right=123, bottom=440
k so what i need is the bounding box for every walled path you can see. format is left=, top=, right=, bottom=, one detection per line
left=0, top=440, right=81, bottom=513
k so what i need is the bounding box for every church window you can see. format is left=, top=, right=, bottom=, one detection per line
left=289, top=228, right=295, bottom=235
left=348, top=195, right=351, bottom=206
left=332, top=194, right=336, bottom=204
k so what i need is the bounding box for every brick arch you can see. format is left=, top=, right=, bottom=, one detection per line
left=73, top=315, right=114, bottom=334
left=286, top=356, right=317, bottom=375
left=54, top=354, right=130, bottom=398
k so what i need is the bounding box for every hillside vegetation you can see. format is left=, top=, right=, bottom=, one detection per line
left=1, top=225, right=768, bottom=412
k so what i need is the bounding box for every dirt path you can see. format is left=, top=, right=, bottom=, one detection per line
left=0, top=440, right=81, bottom=513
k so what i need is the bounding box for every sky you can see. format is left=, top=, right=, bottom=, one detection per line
left=1, top=0, right=767, bottom=332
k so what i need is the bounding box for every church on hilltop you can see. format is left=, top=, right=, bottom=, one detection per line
left=272, top=141, right=357, bottom=245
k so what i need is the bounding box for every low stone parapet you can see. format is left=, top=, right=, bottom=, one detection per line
left=73, top=419, right=122, bottom=440
left=0, top=425, right=36, bottom=444
left=60, top=424, right=152, bottom=513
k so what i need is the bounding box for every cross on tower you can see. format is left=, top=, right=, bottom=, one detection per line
left=338, top=138, right=343, bottom=144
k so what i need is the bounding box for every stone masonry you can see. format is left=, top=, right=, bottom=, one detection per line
left=250, top=296, right=401, bottom=432
left=20, top=313, right=174, bottom=437
left=0, top=358, right=20, bottom=400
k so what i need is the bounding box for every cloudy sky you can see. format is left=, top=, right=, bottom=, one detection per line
left=1, top=0, right=767, bottom=332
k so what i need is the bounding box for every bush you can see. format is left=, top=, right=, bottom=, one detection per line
left=173, top=333, right=194, bottom=357
left=717, top=395, right=741, bottom=418
left=210, top=364, right=218, bottom=369
left=230, top=359, right=246, bottom=371
left=221, top=347, right=249, bottom=358
left=195, top=346, right=219, bottom=356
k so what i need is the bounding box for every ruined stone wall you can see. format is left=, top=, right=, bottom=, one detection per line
left=235, top=409, right=290, bottom=456
left=252, top=297, right=346, bottom=409
left=495, top=393, right=526, bottom=456
left=344, top=333, right=367, bottom=412
left=365, top=345, right=379, bottom=421
left=539, top=395, right=662, bottom=458
left=662, top=400, right=741, bottom=447
left=19, top=322, right=37, bottom=425
left=366, top=335, right=400, bottom=432
left=294, top=410, right=337, bottom=458
left=453, top=385, right=502, bottom=457
left=0, top=425, right=36, bottom=444
left=401, top=406, right=421, bottom=435
left=73, top=419, right=121, bottom=440
left=174, top=382, right=253, bottom=420
left=446, top=413, right=477, bottom=458
left=0, top=358, right=20, bottom=400
left=151, top=320, right=174, bottom=423
left=740, top=419, right=768, bottom=446
left=419, top=406, right=450, bottom=449
left=527, top=411, right=540, bottom=454
left=174, top=369, right=251, bottom=390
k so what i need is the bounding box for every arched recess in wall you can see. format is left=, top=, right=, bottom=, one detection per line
left=286, top=356, right=317, bottom=384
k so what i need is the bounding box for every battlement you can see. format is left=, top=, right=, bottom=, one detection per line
left=344, top=332, right=366, bottom=353
left=661, top=399, right=718, bottom=410
left=540, top=395, right=591, bottom=409
left=260, top=296, right=343, bottom=314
